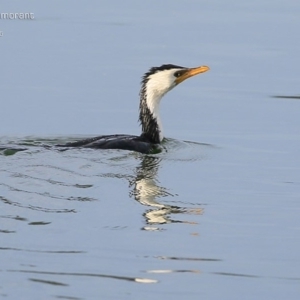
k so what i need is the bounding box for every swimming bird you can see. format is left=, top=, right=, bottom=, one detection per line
left=58, top=64, right=210, bottom=153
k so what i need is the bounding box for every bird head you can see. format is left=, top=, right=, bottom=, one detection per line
left=141, top=64, right=210, bottom=99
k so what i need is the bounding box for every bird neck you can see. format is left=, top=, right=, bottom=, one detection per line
left=139, top=87, right=164, bottom=144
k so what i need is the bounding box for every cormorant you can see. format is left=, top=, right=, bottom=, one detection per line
left=58, top=64, right=209, bottom=153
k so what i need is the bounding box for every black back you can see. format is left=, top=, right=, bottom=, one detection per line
left=56, top=134, right=156, bottom=154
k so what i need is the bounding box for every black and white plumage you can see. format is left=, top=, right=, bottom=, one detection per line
left=58, top=64, right=210, bottom=153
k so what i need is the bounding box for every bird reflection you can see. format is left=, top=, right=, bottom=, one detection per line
left=129, top=156, right=203, bottom=228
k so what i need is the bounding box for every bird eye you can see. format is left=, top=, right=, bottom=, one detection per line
left=174, top=71, right=181, bottom=78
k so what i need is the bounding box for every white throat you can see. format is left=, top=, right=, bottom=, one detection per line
left=145, top=90, right=164, bottom=141
left=144, top=69, right=178, bottom=141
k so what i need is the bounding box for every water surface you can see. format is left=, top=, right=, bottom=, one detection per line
left=1, top=1, right=300, bottom=299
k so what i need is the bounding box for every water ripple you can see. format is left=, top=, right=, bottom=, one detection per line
left=0, top=247, right=85, bottom=254
left=0, top=196, right=76, bottom=213
left=8, top=269, right=158, bottom=284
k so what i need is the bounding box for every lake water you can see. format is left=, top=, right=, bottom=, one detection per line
left=1, top=1, right=300, bottom=299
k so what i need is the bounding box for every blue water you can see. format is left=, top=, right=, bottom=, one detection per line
left=1, top=1, right=300, bottom=299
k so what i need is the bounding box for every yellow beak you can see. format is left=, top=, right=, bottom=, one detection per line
left=175, top=65, right=210, bottom=85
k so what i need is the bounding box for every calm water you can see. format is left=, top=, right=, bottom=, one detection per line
left=1, top=1, right=300, bottom=299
